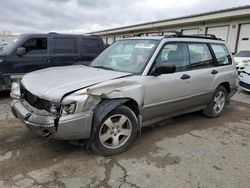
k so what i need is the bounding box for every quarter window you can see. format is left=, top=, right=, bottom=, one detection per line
left=211, top=44, right=232, bottom=65
left=51, top=38, right=78, bottom=54
left=22, top=38, right=47, bottom=55
left=188, top=43, right=214, bottom=69
left=81, top=38, right=103, bottom=55
left=155, top=43, right=189, bottom=72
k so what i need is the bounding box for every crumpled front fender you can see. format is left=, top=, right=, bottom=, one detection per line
left=85, top=79, right=145, bottom=107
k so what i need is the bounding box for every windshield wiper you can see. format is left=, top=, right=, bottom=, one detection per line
left=91, top=65, right=115, bottom=71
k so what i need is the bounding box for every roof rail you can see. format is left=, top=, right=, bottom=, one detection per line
left=164, top=33, right=222, bottom=40
left=48, top=32, right=58, bottom=34
left=89, top=34, right=101, bottom=38
left=163, top=31, right=182, bottom=36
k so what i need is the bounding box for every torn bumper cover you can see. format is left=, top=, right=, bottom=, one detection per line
left=11, top=100, right=93, bottom=140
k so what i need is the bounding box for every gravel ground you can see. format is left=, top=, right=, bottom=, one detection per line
left=0, top=91, right=249, bottom=188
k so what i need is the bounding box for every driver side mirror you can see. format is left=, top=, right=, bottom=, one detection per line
left=16, top=47, right=26, bottom=56
left=152, top=63, right=176, bottom=76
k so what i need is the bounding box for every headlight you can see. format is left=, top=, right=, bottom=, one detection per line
left=62, top=103, right=76, bottom=115
left=10, top=82, right=21, bottom=99
left=0, top=59, right=3, bottom=63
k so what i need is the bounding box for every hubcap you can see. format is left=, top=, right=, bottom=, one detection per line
left=213, top=91, right=225, bottom=113
left=99, top=114, right=132, bottom=149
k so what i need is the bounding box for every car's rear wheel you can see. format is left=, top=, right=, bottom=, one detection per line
left=203, top=85, right=227, bottom=118
left=91, top=105, right=138, bottom=156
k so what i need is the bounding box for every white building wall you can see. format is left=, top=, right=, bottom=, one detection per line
left=100, top=17, right=250, bottom=53
left=0, top=35, right=17, bottom=43
left=182, top=28, right=199, bottom=35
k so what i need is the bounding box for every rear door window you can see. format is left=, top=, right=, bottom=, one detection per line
left=22, top=38, right=47, bottom=55
left=81, top=38, right=103, bottom=55
left=188, top=43, right=214, bottom=69
left=51, top=37, right=78, bottom=54
left=211, top=44, right=232, bottom=65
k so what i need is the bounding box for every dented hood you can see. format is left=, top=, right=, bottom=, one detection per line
left=21, top=65, right=131, bottom=102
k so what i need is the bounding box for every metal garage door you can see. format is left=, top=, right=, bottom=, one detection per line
left=107, top=37, right=114, bottom=44
left=182, top=29, right=199, bottom=35
left=147, top=32, right=160, bottom=36
left=206, top=26, right=229, bottom=41
left=237, top=23, right=250, bottom=52
left=114, top=36, right=123, bottom=41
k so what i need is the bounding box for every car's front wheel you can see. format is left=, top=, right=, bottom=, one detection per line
left=91, top=105, right=139, bottom=156
left=203, top=85, right=228, bottom=118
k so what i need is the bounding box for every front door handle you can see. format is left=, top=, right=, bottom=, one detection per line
left=41, top=57, right=51, bottom=63
left=211, top=70, right=218, bottom=74
left=181, top=74, right=191, bottom=80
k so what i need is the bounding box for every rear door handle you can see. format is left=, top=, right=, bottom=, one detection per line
left=211, top=70, right=218, bottom=74
left=181, top=74, right=191, bottom=80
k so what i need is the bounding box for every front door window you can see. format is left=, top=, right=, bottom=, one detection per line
left=22, top=38, right=47, bottom=55
left=155, top=43, right=190, bottom=72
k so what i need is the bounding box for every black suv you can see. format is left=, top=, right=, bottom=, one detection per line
left=0, top=33, right=105, bottom=91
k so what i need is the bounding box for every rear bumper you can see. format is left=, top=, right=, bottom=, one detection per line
left=11, top=100, right=93, bottom=140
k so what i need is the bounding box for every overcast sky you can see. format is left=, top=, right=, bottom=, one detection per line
left=0, top=0, right=249, bottom=35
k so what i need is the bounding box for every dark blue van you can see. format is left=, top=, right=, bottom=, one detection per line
left=0, top=33, right=105, bottom=91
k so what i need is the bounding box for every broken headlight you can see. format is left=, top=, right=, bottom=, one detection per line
left=10, top=82, right=21, bottom=99
left=62, top=103, right=76, bottom=115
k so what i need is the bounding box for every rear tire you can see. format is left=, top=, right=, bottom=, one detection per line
left=203, top=85, right=228, bottom=118
left=91, top=105, right=138, bottom=156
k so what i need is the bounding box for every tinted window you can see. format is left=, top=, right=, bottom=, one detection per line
left=155, top=43, right=189, bottom=72
left=51, top=37, right=78, bottom=54
left=211, top=44, right=232, bottom=65
left=22, top=38, right=47, bottom=55
left=81, top=38, right=102, bottom=54
left=188, top=43, right=214, bottom=69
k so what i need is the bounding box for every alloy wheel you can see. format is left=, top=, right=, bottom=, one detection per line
left=99, top=114, right=132, bottom=149
left=213, top=91, right=225, bottom=114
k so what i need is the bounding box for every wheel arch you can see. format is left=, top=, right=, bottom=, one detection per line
left=91, top=98, right=141, bottom=140
left=218, top=82, right=230, bottom=94
left=216, top=82, right=230, bottom=104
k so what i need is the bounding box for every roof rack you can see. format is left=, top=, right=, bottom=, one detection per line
left=48, top=32, right=58, bottom=34
left=160, top=31, right=182, bottom=37
left=164, top=32, right=222, bottom=40
left=89, top=34, right=100, bottom=38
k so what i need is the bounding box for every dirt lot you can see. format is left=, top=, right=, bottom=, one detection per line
left=0, top=90, right=250, bottom=188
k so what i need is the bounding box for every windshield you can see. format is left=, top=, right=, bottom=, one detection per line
left=235, top=51, right=250, bottom=57
left=0, top=36, right=20, bottom=53
left=90, top=39, right=160, bottom=74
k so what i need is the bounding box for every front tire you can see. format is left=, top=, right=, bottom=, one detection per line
left=203, top=85, right=228, bottom=118
left=91, top=105, right=138, bottom=156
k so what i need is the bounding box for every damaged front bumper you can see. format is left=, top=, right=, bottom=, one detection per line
left=11, top=99, right=93, bottom=140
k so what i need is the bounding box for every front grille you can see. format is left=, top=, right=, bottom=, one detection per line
left=239, top=81, right=250, bottom=90
left=20, top=84, right=52, bottom=112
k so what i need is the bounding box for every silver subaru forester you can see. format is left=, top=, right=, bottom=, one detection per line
left=11, top=35, right=238, bottom=156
